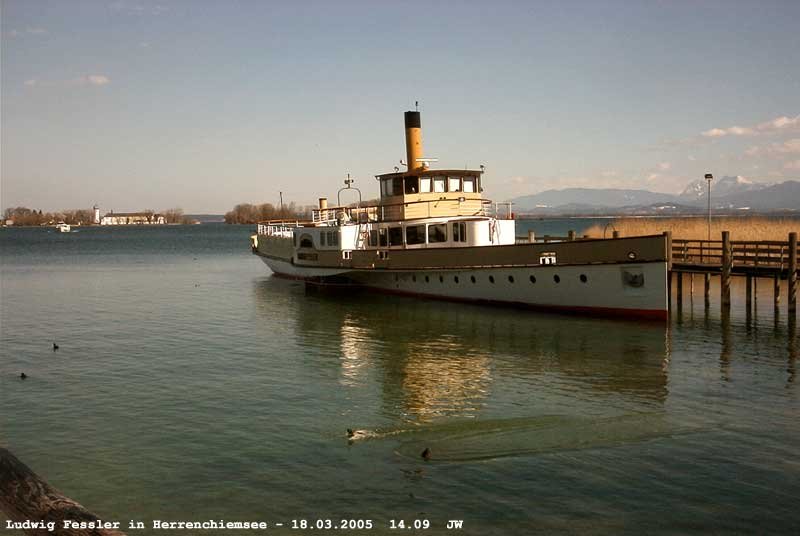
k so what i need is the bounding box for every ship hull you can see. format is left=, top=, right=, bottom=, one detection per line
left=255, top=250, right=668, bottom=320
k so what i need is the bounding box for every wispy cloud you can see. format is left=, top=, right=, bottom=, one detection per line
left=701, top=114, right=800, bottom=138
left=8, top=27, right=49, bottom=37
left=745, top=138, right=800, bottom=157
left=110, top=1, right=168, bottom=16
left=23, top=74, right=112, bottom=88
left=784, top=160, right=800, bottom=170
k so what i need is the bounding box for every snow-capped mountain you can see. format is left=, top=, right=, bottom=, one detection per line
left=679, top=176, right=768, bottom=201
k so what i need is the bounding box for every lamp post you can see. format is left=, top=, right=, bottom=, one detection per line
left=704, top=173, right=713, bottom=240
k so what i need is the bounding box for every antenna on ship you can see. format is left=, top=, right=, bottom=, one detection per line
left=415, top=100, right=419, bottom=112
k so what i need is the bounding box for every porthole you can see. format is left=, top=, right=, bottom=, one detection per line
left=529, top=275, right=536, bottom=284
left=454, top=276, right=460, bottom=284
left=553, top=274, right=561, bottom=283
left=628, top=251, right=637, bottom=260
left=425, top=275, right=430, bottom=283
left=508, top=275, right=515, bottom=283
left=580, top=274, right=588, bottom=283
left=489, top=275, right=495, bottom=284
left=470, top=275, right=476, bottom=284
left=439, top=275, right=444, bottom=283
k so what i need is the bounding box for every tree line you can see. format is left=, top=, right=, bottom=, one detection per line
left=3, top=207, right=193, bottom=226
left=224, top=202, right=312, bottom=224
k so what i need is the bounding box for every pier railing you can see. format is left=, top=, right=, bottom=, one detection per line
left=669, top=231, right=797, bottom=317
left=671, top=238, right=799, bottom=271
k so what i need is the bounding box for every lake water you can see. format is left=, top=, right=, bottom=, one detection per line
left=1, top=221, right=798, bottom=535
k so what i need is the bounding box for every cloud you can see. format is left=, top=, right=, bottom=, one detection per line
left=701, top=114, right=800, bottom=138
left=657, top=162, right=671, bottom=171
left=8, top=27, right=48, bottom=37
left=785, top=160, right=800, bottom=170
left=85, top=75, right=111, bottom=86
left=600, top=170, right=618, bottom=178
left=110, top=1, right=168, bottom=16
left=23, top=74, right=111, bottom=88
left=744, top=138, right=800, bottom=157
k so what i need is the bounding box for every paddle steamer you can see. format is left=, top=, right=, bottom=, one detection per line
left=251, top=110, right=669, bottom=319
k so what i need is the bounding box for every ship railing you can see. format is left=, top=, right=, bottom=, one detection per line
left=311, top=198, right=503, bottom=224
left=257, top=219, right=307, bottom=237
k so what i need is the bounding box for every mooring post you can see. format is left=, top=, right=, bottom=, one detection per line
left=665, top=231, right=672, bottom=312
left=527, top=229, right=535, bottom=243
left=568, top=230, right=575, bottom=241
left=704, top=273, right=711, bottom=309
left=775, top=274, right=781, bottom=314
left=789, top=232, right=797, bottom=316
left=676, top=272, right=683, bottom=310
left=746, top=274, right=753, bottom=319
left=721, top=231, right=732, bottom=311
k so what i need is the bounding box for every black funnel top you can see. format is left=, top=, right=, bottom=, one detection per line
left=404, top=111, right=421, bottom=129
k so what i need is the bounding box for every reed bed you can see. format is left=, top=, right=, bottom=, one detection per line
left=582, top=216, right=800, bottom=241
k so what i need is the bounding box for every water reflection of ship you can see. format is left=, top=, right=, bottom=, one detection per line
left=254, top=278, right=670, bottom=421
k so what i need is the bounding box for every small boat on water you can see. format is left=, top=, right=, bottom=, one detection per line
left=251, top=110, right=669, bottom=319
left=55, top=222, right=71, bottom=233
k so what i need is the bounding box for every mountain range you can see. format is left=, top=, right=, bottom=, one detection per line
left=510, top=177, right=800, bottom=215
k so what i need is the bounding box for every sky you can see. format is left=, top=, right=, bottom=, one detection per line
left=2, top=0, right=799, bottom=213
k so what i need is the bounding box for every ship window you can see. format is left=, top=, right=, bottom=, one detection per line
left=392, top=178, right=404, bottom=196
left=463, top=177, right=476, bottom=193
left=448, top=176, right=462, bottom=192
left=427, top=224, right=447, bottom=243
left=433, top=176, right=446, bottom=193
left=470, top=275, right=476, bottom=283
left=299, top=234, right=313, bottom=248
left=554, top=275, right=561, bottom=283
left=580, top=274, right=588, bottom=283
left=369, top=230, right=378, bottom=247
left=329, top=231, right=339, bottom=247
left=404, top=176, right=419, bottom=194
left=388, top=227, right=403, bottom=246
left=453, top=222, right=467, bottom=243
left=379, top=228, right=388, bottom=247
left=489, top=275, right=495, bottom=284
left=420, top=177, right=432, bottom=193
left=320, top=232, right=327, bottom=246
left=406, top=225, right=425, bottom=245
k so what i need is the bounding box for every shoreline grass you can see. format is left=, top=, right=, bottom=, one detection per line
left=583, top=216, right=799, bottom=241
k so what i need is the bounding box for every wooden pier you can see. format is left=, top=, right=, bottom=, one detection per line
left=668, top=231, right=798, bottom=319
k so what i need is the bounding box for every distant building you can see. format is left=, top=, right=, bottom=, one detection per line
left=4, top=219, right=14, bottom=226
left=100, top=211, right=166, bottom=225
left=93, top=205, right=101, bottom=224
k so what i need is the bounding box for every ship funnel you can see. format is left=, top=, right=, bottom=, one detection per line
left=404, top=111, right=425, bottom=171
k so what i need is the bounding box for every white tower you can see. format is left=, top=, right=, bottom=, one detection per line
left=93, top=205, right=101, bottom=224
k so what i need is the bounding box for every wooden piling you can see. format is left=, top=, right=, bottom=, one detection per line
left=746, top=274, right=753, bottom=318
left=721, top=231, right=732, bottom=311
left=676, top=272, right=683, bottom=310
left=775, top=274, right=781, bottom=313
left=527, top=229, right=535, bottom=243
left=704, top=273, right=711, bottom=309
left=789, top=232, right=797, bottom=316
left=1, top=447, right=127, bottom=536
left=568, top=230, right=575, bottom=241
